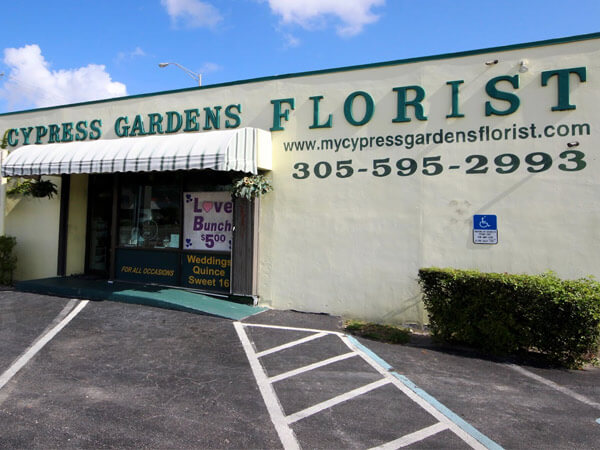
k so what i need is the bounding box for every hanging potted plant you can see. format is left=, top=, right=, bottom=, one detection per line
left=6, top=176, right=58, bottom=199
left=231, top=174, right=273, bottom=200
left=2, top=130, right=58, bottom=200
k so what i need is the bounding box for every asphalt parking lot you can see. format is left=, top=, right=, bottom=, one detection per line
left=1, top=290, right=600, bottom=449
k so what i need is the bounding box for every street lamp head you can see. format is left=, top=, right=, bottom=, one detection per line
left=158, top=62, right=201, bottom=86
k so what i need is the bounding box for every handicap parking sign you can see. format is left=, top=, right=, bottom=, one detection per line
left=473, top=215, right=498, bottom=244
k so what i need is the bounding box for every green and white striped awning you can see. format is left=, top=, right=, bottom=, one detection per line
left=1, top=127, right=271, bottom=176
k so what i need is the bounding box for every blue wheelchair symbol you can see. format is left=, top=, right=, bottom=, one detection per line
left=473, top=215, right=497, bottom=230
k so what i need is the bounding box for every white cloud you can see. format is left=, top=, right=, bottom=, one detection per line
left=198, top=62, right=222, bottom=73
left=265, top=0, right=385, bottom=36
left=131, top=47, right=146, bottom=58
left=283, top=33, right=301, bottom=48
left=0, top=44, right=127, bottom=109
left=116, top=46, right=147, bottom=62
left=161, top=0, right=222, bottom=28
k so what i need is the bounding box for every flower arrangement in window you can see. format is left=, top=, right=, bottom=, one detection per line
left=231, top=174, right=273, bottom=200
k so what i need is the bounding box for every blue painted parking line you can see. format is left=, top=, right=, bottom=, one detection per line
left=346, top=336, right=503, bottom=450
left=239, top=322, right=504, bottom=449
left=392, top=374, right=502, bottom=450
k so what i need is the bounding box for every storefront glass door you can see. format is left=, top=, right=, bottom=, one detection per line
left=85, top=174, right=114, bottom=276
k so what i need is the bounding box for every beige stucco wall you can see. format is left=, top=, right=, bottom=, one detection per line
left=1, top=35, right=598, bottom=325
left=257, top=38, right=600, bottom=325
left=4, top=176, right=61, bottom=280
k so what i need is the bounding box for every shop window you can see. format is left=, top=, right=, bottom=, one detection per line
left=118, top=174, right=180, bottom=249
left=112, top=170, right=258, bottom=297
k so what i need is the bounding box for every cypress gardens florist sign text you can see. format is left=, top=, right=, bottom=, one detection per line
left=3, top=65, right=587, bottom=148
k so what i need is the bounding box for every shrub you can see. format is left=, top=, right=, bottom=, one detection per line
left=344, top=320, right=411, bottom=344
left=418, top=268, right=600, bottom=368
left=0, top=236, right=17, bottom=285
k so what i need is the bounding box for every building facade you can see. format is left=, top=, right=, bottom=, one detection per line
left=0, top=33, right=598, bottom=325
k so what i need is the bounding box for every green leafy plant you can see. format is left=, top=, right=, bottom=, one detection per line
left=418, top=268, right=600, bottom=368
left=345, top=320, right=411, bottom=344
left=2, top=130, right=58, bottom=200
left=0, top=236, right=17, bottom=285
left=6, top=178, right=58, bottom=199
left=1, top=129, right=9, bottom=149
left=231, top=174, right=272, bottom=200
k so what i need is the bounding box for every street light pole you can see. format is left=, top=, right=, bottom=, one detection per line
left=158, top=62, right=202, bottom=86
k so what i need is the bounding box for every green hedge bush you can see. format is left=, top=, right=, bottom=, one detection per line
left=0, top=236, right=17, bottom=285
left=418, top=268, right=600, bottom=368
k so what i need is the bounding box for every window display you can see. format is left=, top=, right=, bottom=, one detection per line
left=118, top=175, right=180, bottom=249
left=114, top=170, right=239, bottom=292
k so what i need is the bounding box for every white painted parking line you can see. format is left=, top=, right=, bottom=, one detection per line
left=0, top=300, right=88, bottom=392
left=269, top=352, right=357, bottom=383
left=233, top=321, right=301, bottom=450
left=506, top=363, right=600, bottom=410
left=239, top=322, right=346, bottom=335
left=369, top=422, right=449, bottom=450
left=237, top=322, right=503, bottom=450
left=341, top=335, right=492, bottom=450
left=286, top=378, right=390, bottom=424
left=256, top=332, right=328, bottom=358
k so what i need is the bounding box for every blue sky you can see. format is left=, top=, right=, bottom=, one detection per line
left=0, top=0, right=598, bottom=114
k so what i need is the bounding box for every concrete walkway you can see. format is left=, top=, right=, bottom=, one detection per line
left=15, top=277, right=266, bottom=320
